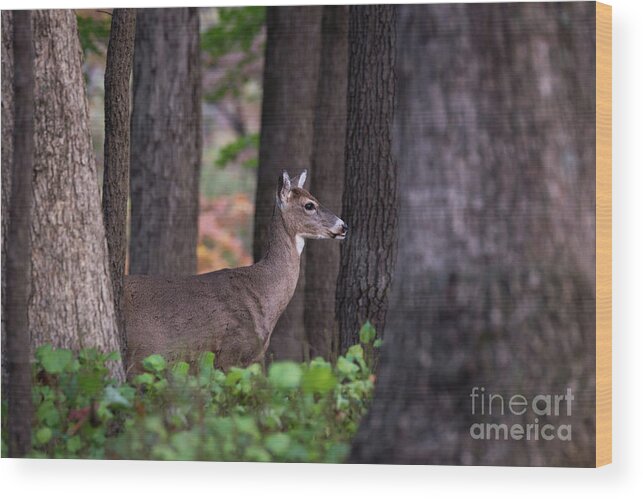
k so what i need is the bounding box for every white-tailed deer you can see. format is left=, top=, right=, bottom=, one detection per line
left=123, top=170, right=347, bottom=374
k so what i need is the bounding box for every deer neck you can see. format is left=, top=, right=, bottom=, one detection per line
left=262, top=210, right=301, bottom=266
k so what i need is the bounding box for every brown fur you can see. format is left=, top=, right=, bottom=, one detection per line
left=123, top=171, right=346, bottom=375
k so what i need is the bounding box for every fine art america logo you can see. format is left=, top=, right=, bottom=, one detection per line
left=469, top=387, right=573, bottom=441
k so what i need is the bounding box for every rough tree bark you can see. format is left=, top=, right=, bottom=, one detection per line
left=254, top=6, right=322, bottom=362
left=1, top=10, right=14, bottom=398
left=129, top=8, right=201, bottom=276
left=102, top=9, right=136, bottom=363
left=6, top=10, right=34, bottom=457
left=350, top=3, right=596, bottom=466
left=336, top=5, right=398, bottom=352
left=29, top=10, right=124, bottom=381
left=304, top=5, right=349, bottom=361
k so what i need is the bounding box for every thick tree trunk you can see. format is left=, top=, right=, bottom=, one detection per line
left=1, top=10, right=14, bottom=398
left=6, top=10, right=34, bottom=457
left=304, top=6, right=348, bottom=361
left=254, top=6, right=322, bottom=362
left=350, top=3, right=596, bottom=466
left=336, top=5, right=398, bottom=352
left=102, top=9, right=136, bottom=363
left=30, top=10, right=124, bottom=381
left=130, top=8, right=201, bottom=276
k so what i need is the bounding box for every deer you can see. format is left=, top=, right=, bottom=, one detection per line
left=123, top=170, right=348, bottom=375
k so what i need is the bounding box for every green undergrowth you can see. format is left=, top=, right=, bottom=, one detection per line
left=1, top=323, right=380, bottom=462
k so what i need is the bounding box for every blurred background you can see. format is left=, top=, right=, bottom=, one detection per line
left=78, top=7, right=264, bottom=273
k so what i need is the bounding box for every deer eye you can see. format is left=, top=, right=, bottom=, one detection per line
left=304, top=202, right=315, bottom=212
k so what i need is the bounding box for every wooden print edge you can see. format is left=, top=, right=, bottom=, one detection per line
left=595, top=0, right=612, bottom=468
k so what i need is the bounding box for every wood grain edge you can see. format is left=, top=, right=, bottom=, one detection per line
left=595, top=0, right=612, bottom=468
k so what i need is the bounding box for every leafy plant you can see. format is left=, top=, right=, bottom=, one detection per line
left=76, top=13, right=111, bottom=57
left=215, top=133, right=259, bottom=169
left=202, top=7, right=265, bottom=103
left=1, top=324, right=382, bottom=462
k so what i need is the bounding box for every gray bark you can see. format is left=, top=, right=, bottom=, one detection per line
left=254, top=6, right=322, bottom=362
left=336, top=5, right=398, bottom=352
left=30, top=10, right=124, bottom=381
left=350, top=3, right=596, bottom=466
left=6, top=10, right=34, bottom=457
left=1, top=10, right=14, bottom=399
left=304, top=5, right=349, bottom=361
left=102, top=9, right=136, bottom=362
left=130, top=8, right=201, bottom=276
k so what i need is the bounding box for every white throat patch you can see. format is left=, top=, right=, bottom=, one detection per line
left=296, top=235, right=305, bottom=255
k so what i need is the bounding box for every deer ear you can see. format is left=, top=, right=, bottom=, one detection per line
left=277, top=170, right=291, bottom=208
left=297, top=170, right=307, bottom=188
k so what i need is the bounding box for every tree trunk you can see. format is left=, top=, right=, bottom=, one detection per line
left=254, top=6, right=322, bottom=362
left=6, top=10, right=34, bottom=457
left=102, top=9, right=136, bottom=363
left=1, top=10, right=14, bottom=399
left=30, top=10, right=124, bottom=381
left=350, top=3, right=596, bottom=467
left=129, top=8, right=201, bottom=276
left=336, top=5, right=398, bottom=352
left=304, top=6, right=349, bottom=361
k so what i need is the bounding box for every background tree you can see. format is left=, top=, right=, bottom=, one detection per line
left=253, top=6, right=322, bottom=362
left=130, top=8, right=201, bottom=276
left=335, top=5, right=398, bottom=352
left=304, top=5, right=349, bottom=360
left=29, top=10, right=124, bottom=380
left=350, top=3, right=596, bottom=466
left=1, top=11, right=14, bottom=397
left=6, top=9, right=34, bottom=457
left=102, top=9, right=136, bottom=363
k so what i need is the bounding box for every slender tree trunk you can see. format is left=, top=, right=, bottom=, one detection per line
left=129, top=8, right=201, bottom=276
left=304, top=6, right=348, bottom=360
left=6, top=10, right=34, bottom=457
left=254, top=6, right=322, bottom=362
left=102, top=9, right=136, bottom=363
left=30, top=10, right=124, bottom=381
left=336, top=5, right=398, bottom=352
left=350, top=3, right=596, bottom=466
left=1, top=10, right=14, bottom=399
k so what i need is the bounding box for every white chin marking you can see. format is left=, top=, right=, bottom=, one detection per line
left=296, top=235, right=305, bottom=255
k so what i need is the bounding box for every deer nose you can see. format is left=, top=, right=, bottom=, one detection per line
left=342, top=223, right=349, bottom=233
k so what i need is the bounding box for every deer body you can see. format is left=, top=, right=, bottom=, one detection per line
left=124, top=171, right=347, bottom=374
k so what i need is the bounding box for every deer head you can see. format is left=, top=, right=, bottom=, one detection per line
left=276, top=170, right=348, bottom=250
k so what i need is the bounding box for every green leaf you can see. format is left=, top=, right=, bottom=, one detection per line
left=325, top=442, right=350, bottom=463
left=36, top=401, right=60, bottom=427
left=234, top=416, right=260, bottom=438
left=133, top=373, right=155, bottom=386
left=76, top=13, right=111, bottom=56
left=201, top=7, right=265, bottom=59
left=102, top=385, right=131, bottom=408
left=346, top=344, right=364, bottom=360
left=373, top=339, right=383, bottom=348
left=244, top=445, right=271, bottom=462
left=198, top=351, right=215, bottom=375
left=359, top=321, right=377, bottom=344
left=302, top=365, right=337, bottom=395
left=336, top=357, right=359, bottom=378
left=66, top=435, right=82, bottom=453
left=35, top=427, right=53, bottom=444
left=79, top=371, right=103, bottom=397
left=268, top=362, right=302, bottom=390
left=172, top=361, right=190, bottom=378
left=37, top=345, right=73, bottom=374
left=225, top=367, right=244, bottom=386
left=105, top=351, right=121, bottom=362
left=265, top=433, right=291, bottom=457
left=215, top=133, right=259, bottom=169
left=141, top=354, right=167, bottom=373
